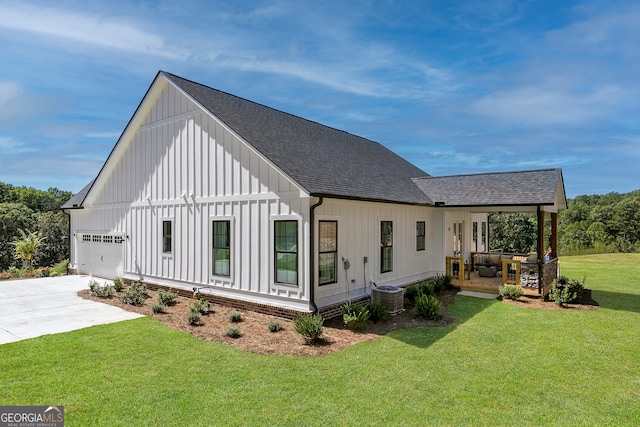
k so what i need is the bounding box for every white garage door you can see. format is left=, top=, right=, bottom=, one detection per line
left=78, top=234, right=125, bottom=279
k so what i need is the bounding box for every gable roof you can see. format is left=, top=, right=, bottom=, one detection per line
left=62, top=71, right=567, bottom=212
left=162, top=72, right=432, bottom=205
left=412, top=168, right=567, bottom=210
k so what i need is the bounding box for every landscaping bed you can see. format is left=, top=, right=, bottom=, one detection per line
left=79, top=287, right=456, bottom=356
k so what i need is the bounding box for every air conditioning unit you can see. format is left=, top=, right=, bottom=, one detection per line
left=371, top=285, right=405, bottom=314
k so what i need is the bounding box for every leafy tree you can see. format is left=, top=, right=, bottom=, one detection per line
left=489, top=213, right=536, bottom=253
left=0, top=203, right=36, bottom=270
left=12, top=230, right=45, bottom=271
left=34, top=211, right=69, bottom=268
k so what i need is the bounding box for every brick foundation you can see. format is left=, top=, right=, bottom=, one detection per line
left=123, top=279, right=311, bottom=320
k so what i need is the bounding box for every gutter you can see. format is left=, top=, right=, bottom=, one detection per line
left=309, top=196, right=324, bottom=313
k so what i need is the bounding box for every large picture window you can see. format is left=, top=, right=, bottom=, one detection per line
left=318, top=221, right=337, bottom=285
left=381, top=221, right=393, bottom=273
left=212, top=221, right=230, bottom=276
left=275, top=220, right=298, bottom=285
left=162, top=220, right=172, bottom=254
left=416, top=221, right=426, bottom=251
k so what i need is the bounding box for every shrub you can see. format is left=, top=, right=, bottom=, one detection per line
left=228, top=311, right=242, bottom=323
left=189, top=298, right=211, bottom=315
left=121, top=282, right=147, bottom=305
left=157, top=289, right=177, bottom=306
left=415, top=294, right=441, bottom=320
left=112, top=277, right=123, bottom=292
left=405, top=281, right=435, bottom=303
left=89, top=279, right=115, bottom=298
left=50, top=259, right=68, bottom=276
left=187, top=311, right=201, bottom=325
left=294, top=314, right=324, bottom=343
left=34, top=268, right=50, bottom=277
left=342, top=302, right=370, bottom=330
left=268, top=321, right=283, bottom=332
left=151, top=303, right=165, bottom=313
left=367, top=302, right=387, bottom=324
left=433, top=274, right=454, bottom=293
left=549, top=285, right=576, bottom=308
left=405, top=285, right=422, bottom=303
left=0, top=271, right=12, bottom=280
left=499, top=284, right=524, bottom=300
left=567, top=277, right=585, bottom=302
left=226, top=327, right=241, bottom=338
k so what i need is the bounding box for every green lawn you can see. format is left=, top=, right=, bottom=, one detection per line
left=1, top=254, right=639, bottom=426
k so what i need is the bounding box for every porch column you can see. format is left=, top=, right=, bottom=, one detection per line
left=536, top=206, right=545, bottom=295
left=550, top=212, right=558, bottom=259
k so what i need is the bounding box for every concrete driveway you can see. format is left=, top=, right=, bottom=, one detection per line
left=0, top=275, right=143, bottom=344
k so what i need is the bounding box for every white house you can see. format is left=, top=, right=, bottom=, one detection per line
left=63, top=71, right=567, bottom=317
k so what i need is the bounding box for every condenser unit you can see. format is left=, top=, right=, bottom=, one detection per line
left=371, top=285, right=405, bottom=314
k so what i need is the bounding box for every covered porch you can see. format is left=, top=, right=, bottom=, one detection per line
left=415, top=169, right=567, bottom=299
left=449, top=255, right=560, bottom=297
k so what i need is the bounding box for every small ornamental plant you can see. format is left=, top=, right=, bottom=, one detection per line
left=367, top=302, right=387, bottom=324
left=189, top=298, right=211, bottom=315
left=121, top=282, right=147, bottom=305
left=151, top=303, right=166, bottom=314
left=294, top=314, right=324, bottom=344
left=228, top=311, right=242, bottom=323
left=89, top=279, right=115, bottom=298
left=415, top=294, right=441, bottom=320
left=225, top=327, right=241, bottom=338
left=341, top=302, right=370, bottom=330
left=112, top=277, right=124, bottom=292
left=268, top=321, right=283, bottom=332
left=187, top=311, right=201, bottom=325
left=499, top=285, right=524, bottom=300
left=157, top=289, right=178, bottom=306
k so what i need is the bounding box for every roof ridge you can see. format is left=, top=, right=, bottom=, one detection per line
left=415, top=168, right=559, bottom=180
left=161, top=71, right=383, bottom=147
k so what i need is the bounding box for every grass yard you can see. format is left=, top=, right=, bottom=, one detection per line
left=1, top=254, right=639, bottom=426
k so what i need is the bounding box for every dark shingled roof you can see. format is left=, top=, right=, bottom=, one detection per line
left=61, top=179, right=94, bottom=210
left=62, top=72, right=567, bottom=211
left=162, top=72, right=432, bottom=205
left=412, top=169, right=565, bottom=207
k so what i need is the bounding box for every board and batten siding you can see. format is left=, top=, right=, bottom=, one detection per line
left=70, top=79, right=312, bottom=311
left=313, top=198, right=437, bottom=309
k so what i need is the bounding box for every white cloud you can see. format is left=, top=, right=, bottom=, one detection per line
left=0, top=2, right=184, bottom=59
left=469, top=84, right=625, bottom=126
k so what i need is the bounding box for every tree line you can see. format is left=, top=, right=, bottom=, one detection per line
left=1, top=181, right=638, bottom=271
left=0, top=183, right=73, bottom=271
left=489, top=189, right=640, bottom=255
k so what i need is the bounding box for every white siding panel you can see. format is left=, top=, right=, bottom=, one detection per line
left=313, top=199, right=436, bottom=308
left=71, top=80, right=309, bottom=311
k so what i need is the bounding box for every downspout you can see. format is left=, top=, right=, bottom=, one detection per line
left=309, top=196, right=324, bottom=313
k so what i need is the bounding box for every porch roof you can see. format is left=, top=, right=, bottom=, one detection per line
left=412, top=168, right=567, bottom=212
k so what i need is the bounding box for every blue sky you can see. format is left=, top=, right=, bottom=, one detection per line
left=0, top=0, right=638, bottom=198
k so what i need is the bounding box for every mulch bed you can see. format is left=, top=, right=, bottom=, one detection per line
left=79, top=288, right=456, bottom=356
left=500, top=288, right=598, bottom=310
